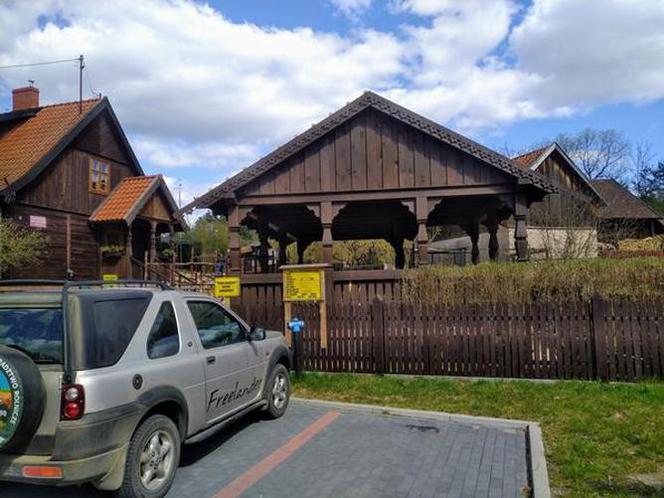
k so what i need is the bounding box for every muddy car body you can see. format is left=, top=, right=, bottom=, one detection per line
left=0, top=280, right=291, bottom=497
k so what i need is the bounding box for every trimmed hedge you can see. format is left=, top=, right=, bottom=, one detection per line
left=400, top=257, right=664, bottom=305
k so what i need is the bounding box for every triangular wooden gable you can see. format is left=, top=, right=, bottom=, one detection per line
left=240, top=108, right=513, bottom=197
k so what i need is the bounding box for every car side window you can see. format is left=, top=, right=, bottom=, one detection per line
left=147, top=302, right=180, bottom=359
left=187, top=301, right=245, bottom=349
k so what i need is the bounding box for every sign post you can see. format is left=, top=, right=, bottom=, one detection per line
left=281, top=263, right=330, bottom=349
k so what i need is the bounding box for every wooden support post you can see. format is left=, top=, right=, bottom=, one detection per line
left=228, top=206, right=241, bottom=273
left=149, top=220, right=157, bottom=264
left=466, top=221, right=480, bottom=265
left=126, top=224, right=133, bottom=279
left=321, top=201, right=334, bottom=265
left=321, top=266, right=333, bottom=350
left=514, top=194, right=529, bottom=262
left=283, top=301, right=292, bottom=347
left=296, top=240, right=308, bottom=264
left=390, top=238, right=405, bottom=269
left=488, top=223, right=499, bottom=262
left=257, top=221, right=269, bottom=273
left=277, top=236, right=288, bottom=268
left=415, top=196, right=430, bottom=266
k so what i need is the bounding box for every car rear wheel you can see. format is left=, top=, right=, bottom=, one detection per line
left=264, top=364, right=290, bottom=419
left=116, top=414, right=180, bottom=498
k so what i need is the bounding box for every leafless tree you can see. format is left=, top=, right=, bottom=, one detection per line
left=554, top=129, right=631, bottom=181
left=529, top=192, right=599, bottom=259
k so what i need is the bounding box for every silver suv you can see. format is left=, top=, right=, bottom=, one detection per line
left=0, top=280, right=291, bottom=497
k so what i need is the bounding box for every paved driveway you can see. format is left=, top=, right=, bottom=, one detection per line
left=5, top=400, right=533, bottom=497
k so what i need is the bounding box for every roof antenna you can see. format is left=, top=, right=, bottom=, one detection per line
left=28, top=79, right=35, bottom=87
left=78, top=54, right=85, bottom=114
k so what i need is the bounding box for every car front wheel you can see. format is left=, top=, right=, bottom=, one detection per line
left=116, top=414, right=181, bottom=498
left=265, top=364, right=290, bottom=419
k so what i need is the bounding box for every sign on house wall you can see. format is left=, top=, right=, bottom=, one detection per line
left=28, top=215, right=46, bottom=229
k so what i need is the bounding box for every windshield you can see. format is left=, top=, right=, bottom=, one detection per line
left=0, top=308, right=63, bottom=364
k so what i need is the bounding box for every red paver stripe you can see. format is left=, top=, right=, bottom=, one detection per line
left=214, top=410, right=342, bottom=498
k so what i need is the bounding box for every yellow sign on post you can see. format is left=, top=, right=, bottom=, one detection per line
left=283, top=270, right=322, bottom=301
left=102, top=274, right=119, bottom=281
left=282, top=264, right=329, bottom=350
left=214, top=276, right=241, bottom=298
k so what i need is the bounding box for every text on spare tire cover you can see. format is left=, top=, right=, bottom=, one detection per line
left=0, top=356, right=23, bottom=447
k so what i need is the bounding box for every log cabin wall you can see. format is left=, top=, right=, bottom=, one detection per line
left=529, top=149, right=596, bottom=226
left=238, top=109, right=513, bottom=198
left=6, top=111, right=138, bottom=280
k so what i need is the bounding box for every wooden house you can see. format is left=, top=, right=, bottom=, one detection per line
left=590, top=178, right=664, bottom=242
left=0, top=85, right=184, bottom=280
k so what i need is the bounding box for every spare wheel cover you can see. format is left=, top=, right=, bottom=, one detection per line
left=0, top=345, right=46, bottom=452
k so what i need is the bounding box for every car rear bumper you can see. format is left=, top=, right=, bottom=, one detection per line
left=0, top=403, right=141, bottom=487
left=0, top=443, right=128, bottom=486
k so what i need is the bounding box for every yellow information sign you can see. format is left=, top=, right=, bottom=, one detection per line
left=283, top=270, right=322, bottom=301
left=102, top=274, right=119, bottom=281
left=214, top=276, right=241, bottom=298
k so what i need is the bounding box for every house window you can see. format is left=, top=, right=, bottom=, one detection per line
left=89, top=158, right=110, bottom=194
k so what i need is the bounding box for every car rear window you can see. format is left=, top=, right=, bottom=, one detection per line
left=78, top=298, right=149, bottom=369
left=0, top=308, right=63, bottom=364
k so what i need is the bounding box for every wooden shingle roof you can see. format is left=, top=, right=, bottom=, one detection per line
left=183, top=91, right=556, bottom=212
left=90, top=174, right=185, bottom=228
left=590, top=179, right=663, bottom=221
left=0, top=99, right=99, bottom=187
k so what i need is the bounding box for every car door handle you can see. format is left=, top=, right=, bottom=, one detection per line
left=206, top=355, right=216, bottom=365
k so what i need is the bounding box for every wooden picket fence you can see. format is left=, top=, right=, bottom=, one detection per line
left=240, top=296, right=664, bottom=381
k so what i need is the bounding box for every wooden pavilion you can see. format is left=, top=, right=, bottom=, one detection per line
left=184, top=91, right=556, bottom=271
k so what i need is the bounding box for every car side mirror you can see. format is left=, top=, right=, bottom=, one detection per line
left=248, top=326, right=266, bottom=341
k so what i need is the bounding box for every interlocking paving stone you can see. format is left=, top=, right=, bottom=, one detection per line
left=4, top=401, right=531, bottom=498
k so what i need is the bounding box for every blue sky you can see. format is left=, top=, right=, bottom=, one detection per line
left=0, top=0, right=663, bottom=208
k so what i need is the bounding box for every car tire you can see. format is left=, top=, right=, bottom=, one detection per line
left=0, top=345, right=46, bottom=452
left=115, top=415, right=181, bottom=498
left=264, top=364, right=290, bottom=419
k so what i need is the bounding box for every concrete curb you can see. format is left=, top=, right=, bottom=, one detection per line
left=293, top=397, right=551, bottom=498
left=527, top=423, right=551, bottom=498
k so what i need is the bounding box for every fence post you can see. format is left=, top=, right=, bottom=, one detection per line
left=371, top=297, right=386, bottom=375
left=591, top=294, right=608, bottom=380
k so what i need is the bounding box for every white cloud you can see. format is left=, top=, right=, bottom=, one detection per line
left=510, top=0, right=664, bottom=108
left=135, top=138, right=259, bottom=171
left=330, top=0, right=373, bottom=18
left=0, top=0, right=663, bottom=191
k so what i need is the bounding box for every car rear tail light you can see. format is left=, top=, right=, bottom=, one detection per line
left=22, top=465, right=63, bottom=479
left=60, top=384, right=85, bottom=421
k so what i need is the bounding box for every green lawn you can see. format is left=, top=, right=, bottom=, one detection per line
left=293, top=373, right=664, bottom=497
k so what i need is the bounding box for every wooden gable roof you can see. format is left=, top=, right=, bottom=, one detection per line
left=90, top=174, right=185, bottom=228
left=590, top=179, right=663, bottom=221
left=0, top=97, right=143, bottom=197
left=184, top=91, right=556, bottom=212
left=513, top=142, right=604, bottom=203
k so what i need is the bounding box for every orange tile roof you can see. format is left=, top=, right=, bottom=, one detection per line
left=0, top=99, right=101, bottom=188
left=90, top=175, right=159, bottom=223
left=512, top=146, right=548, bottom=169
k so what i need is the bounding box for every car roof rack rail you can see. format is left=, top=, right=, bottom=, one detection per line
left=0, top=279, right=172, bottom=292
left=0, top=279, right=68, bottom=290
